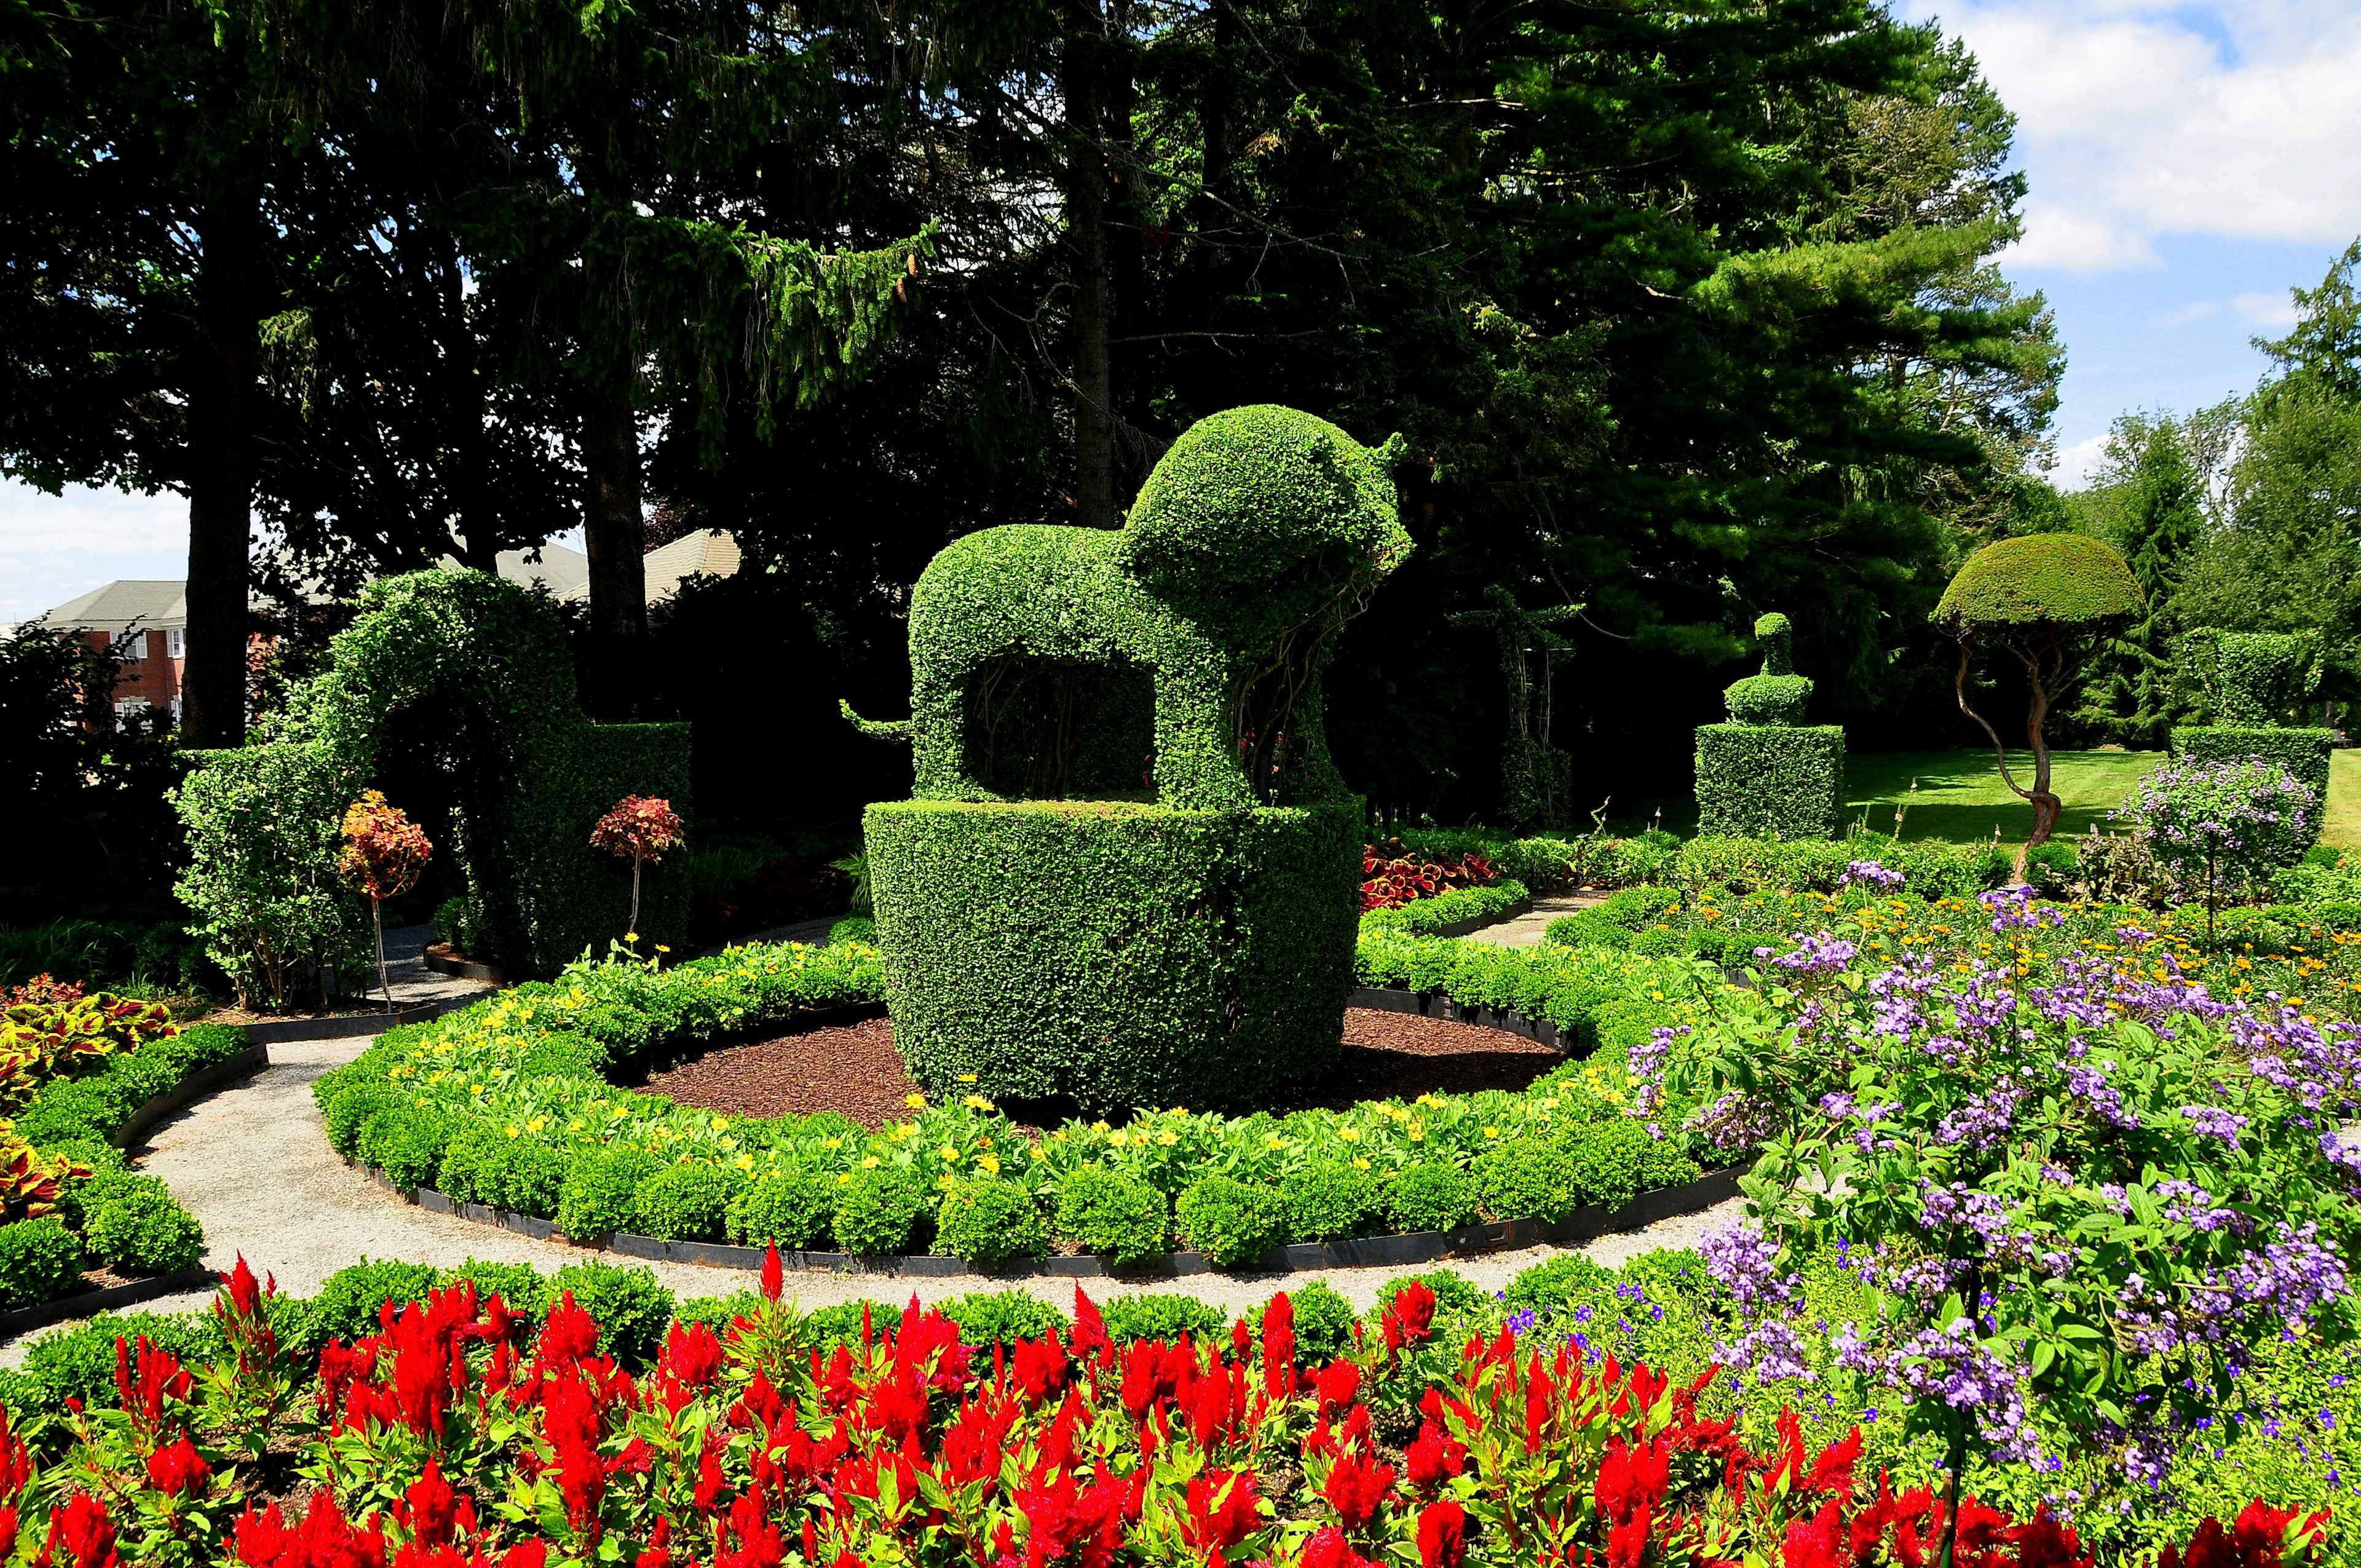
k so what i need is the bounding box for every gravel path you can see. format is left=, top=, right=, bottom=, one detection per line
left=4, top=1029, right=1739, bottom=1355
left=1467, top=893, right=1605, bottom=948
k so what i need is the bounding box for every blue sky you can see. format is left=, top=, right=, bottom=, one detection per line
left=7, top=0, right=2361, bottom=621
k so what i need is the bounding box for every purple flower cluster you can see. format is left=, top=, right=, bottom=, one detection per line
left=1702, top=1220, right=1791, bottom=1310
left=1687, top=1091, right=1780, bottom=1155
left=2181, top=1104, right=2250, bottom=1149
left=1981, top=884, right=2065, bottom=933
left=1843, top=860, right=1907, bottom=890
left=1934, top=1087, right=2022, bottom=1149
left=1755, top=930, right=1858, bottom=974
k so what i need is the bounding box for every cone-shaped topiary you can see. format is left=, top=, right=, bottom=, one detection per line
left=1934, top=535, right=2141, bottom=857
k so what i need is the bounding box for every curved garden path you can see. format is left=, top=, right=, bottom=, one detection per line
left=7, top=1020, right=1741, bottom=1350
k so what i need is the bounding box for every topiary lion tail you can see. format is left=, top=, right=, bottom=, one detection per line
left=839, top=699, right=914, bottom=743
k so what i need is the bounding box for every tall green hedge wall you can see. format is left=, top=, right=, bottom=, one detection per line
left=2170, top=726, right=2335, bottom=838
left=1693, top=725, right=1845, bottom=841
left=194, top=571, right=691, bottom=975
left=867, top=798, right=1361, bottom=1111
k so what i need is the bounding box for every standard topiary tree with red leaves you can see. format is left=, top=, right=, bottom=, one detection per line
left=590, top=796, right=684, bottom=948
left=338, top=791, right=432, bottom=1009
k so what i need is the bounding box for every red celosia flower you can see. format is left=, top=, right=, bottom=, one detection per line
left=1322, top=1451, right=1396, bottom=1535
left=1300, top=1526, right=1372, bottom=1568
left=38, top=1493, right=119, bottom=1568
left=540, top=1292, right=601, bottom=1367
left=1180, top=1470, right=1261, bottom=1567
left=1382, top=1281, right=1437, bottom=1355
left=1607, top=1505, right=1653, bottom=1568
left=2009, top=1507, right=2091, bottom=1568
left=761, top=1245, right=784, bottom=1303
left=1596, top=1435, right=1671, bottom=1526
left=1781, top=1499, right=1846, bottom=1568
left=1012, top=1332, right=1069, bottom=1407
left=144, top=1436, right=210, bottom=1498
left=1405, top=1420, right=1466, bottom=1494
left=660, top=1321, right=724, bottom=1391
left=403, top=1460, right=458, bottom=1550
left=1261, top=1294, right=1295, bottom=1395
left=1313, top=1361, right=1359, bottom=1420
left=1416, top=1501, right=1467, bottom=1568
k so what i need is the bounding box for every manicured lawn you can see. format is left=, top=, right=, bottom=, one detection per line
left=1836, top=748, right=2161, bottom=845
left=2325, top=748, right=2361, bottom=852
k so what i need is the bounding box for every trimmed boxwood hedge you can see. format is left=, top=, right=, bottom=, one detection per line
left=312, top=927, right=1725, bottom=1267
left=1693, top=724, right=1845, bottom=841
left=867, top=797, right=1361, bottom=1111
left=1360, top=879, right=1529, bottom=937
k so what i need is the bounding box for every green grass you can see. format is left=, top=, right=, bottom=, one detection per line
left=1840, top=748, right=2161, bottom=845
left=2323, top=748, right=2361, bottom=853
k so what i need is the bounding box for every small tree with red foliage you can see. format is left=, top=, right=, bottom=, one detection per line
left=338, top=791, right=432, bottom=1010
left=589, top=795, right=684, bottom=946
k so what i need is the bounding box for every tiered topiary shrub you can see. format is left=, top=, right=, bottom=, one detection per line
left=1693, top=612, right=1844, bottom=840
left=175, top=571, right=690, bottom=980
left=851, top=405, right=1411, bottom=1110
left=2172, top=629, right=2333, bottom=836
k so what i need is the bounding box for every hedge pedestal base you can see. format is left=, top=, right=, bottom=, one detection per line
left=865, top=797, right=1361, bottom=1111
left=1694, top=723, right=1845, bottom=840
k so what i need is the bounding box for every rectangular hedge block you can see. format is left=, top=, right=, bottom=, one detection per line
left=865, top=798, right=1361, bottom=1112
left=1693, top=724, right=1845, bottom=841
left=2170, top=725, right=2335, bottom=841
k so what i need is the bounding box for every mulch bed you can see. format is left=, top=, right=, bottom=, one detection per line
left=628, top=1008, right=1561, bottom=1130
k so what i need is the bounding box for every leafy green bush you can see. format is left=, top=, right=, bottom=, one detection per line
left=0, top=1219, right=82, bottom=1309
left=550, top=1261, right=674, bottom=1369
left=1286, top=1280, right=1357, bottom=1364
left=939, top=1291, right=1069, bottom=1349
left=634, top=1162, right=744, bottom=1242
left=433, top=1259, right=552, bottom=1320
left=833, top=1166, right=928, bottom=1256
left=434, top=1124, right=507, bottom=1207
left=672, top=1292, right=764, bottom=1340
left=558, top=1146, right=660, bottom=1240
left=1694, top=726, right=1844, bottom=841
left=81, top=1175, right=204, bottom=1275
left=1619, top=1247, right=1712, bottom=1303
left=1361, top=880, right=1529, bottom=938
left=2169, top=727, right=2334, bottom=837
left=1567, top=1120, right=1651, bottom=1208
left=1503, top=1253, right=1614, bottom=1314
left=24, top=1310, right=221, bottom=1409
left=1054, top=1167, right=1169, bottom=1267
left=1385, top=1163, right=1478, bottom=1233
left=1473, top=1139, right=1581, bottom=1222
left=935, top=1178, right=1049, bottom=1266
left=1176, top=1176, right=1285, bottom=1267
left=1100, top=1293, right=1227, bottom=1345
left=1276, top=1161, right=1384, bottom=1243
left=727, top=1166, right=834, bottom=1248
left=303, top=1259, right=442, bottom=1350
left=365, top=1107, right=455, bottom=1192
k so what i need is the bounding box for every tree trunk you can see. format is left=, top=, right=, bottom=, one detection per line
left=1064, top=0, right=1115, bottom=530
left=2023, top=641, right=2065, bottom=852
left=180, top=183, right=264, bottom=748
left=581, top=392, right=648, bottom=718
left=438, top=229, right=498, bottom=572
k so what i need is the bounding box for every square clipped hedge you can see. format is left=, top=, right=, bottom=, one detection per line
left=1693, top=724, right=1845, bottom=841
left=865, top=798, right=1361, bottom=1112
left=2170, top=726, right=2335, bottom=841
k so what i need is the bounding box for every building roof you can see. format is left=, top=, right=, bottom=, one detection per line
left=28, top=533, right=733, bottom=635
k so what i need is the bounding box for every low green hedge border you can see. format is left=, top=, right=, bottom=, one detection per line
left=1360, top=879, right=1529, bottom=936
left=0, top=1023, right=240, bottom=1309
left=310, top=930, right=1727, bottom=1267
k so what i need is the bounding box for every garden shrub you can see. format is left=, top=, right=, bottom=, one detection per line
left=558, top=1146, right=661, bottom=1240
left=23, top=1310, right=221, bottom=1409
left=727, top=1165, right=835, bottom=1249
left=1287, top=1280, right=1357, bottom=1364
left=1100, top=1293, right=1227, bottom=1345
left=634, top=1161, right=745, bottom=1241
left=0, top=1218, right=82, bottom=1309
left=434, top=1259, right=552, bottom=1320
left=1276, top=1160, right=1384, bottom=1243
left=1176, top=1176, right=1285, bottom=1267
left=672, top=1292, right=763, bottom=1340
left=364, top=1107, right=455, bottom=1192
left=1640, top=1141, right=1704, bottom=1189
left=2170, top=726, right=2334, bottom=831
left=935, top=1178, right=1049, bottom=1266
left=550, top=1260, right=674, bottom=1368
left=1473, top=1138, right=1580, bottom=1222
left=1567, top=1119, right=1651, bottom=1208
left=833, top=1166, right=928, bottom=1256
left=81, top=1174, right=204, bottom=1275
left=938, top=1291, right=1069, bottom=1349
left=1054, top=1166, right=1170, bottom=1267
left=522, top=1032, right=610, bottom=1079
left=800, top=1302, right=882, bottom=1346
left=323, top=1082, right=404, bottom=1161
left=826, top=916, right=878, bottom=946
left=1360, top=879, right=1530, bottom=938
left=1503, top=1253, right=1614, bottom=1314
left=303, top=1259, right=443, bottom=1350
left=483, top=1139, right=571, bottom=1218
left=2124, top=755, right=2319, bottom=919
left=1619, top=1247, right=1712, bottom=1303
left=435, top=1124, right=508, bottom=1207
left=1384, top=1163, right=1478, bottom=1234
left=867, top=798, right=1361, bottom=1111
left=1693, top=726, right=1846, bottom=841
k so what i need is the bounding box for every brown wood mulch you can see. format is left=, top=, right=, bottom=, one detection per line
left=628, top=1007, right=1560, bottom=1130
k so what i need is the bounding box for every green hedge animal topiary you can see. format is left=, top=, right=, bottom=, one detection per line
left=1695, top=610, right=1844, bottom=840
left=856, top=406, right=1412, bottom=1110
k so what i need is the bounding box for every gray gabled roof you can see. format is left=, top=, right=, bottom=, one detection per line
left=30, top=580, right=188, bottom=633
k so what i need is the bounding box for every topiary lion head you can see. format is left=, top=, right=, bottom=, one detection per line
left=1117, top=405, right=1412, bottom=624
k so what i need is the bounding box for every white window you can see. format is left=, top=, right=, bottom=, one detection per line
left=165, top=629, right=184, bottom=658
left=114, top=630, right=149, bottom=659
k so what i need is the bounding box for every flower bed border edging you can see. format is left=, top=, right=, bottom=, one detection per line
left=0, top=1267, right=219, bottom=1341
left=352, top=1158, right=1749, bottom=1280
left=240, top=996, right=480, bottom=1046
left=111, top=1042, right=271, bottom=1150
left=424, top=943, right=510, bottom=985
left=1347, top=985, right=1570, bottom=1051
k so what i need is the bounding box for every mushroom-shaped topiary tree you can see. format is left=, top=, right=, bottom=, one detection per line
left=1932, top=534, right=2142, bottom=858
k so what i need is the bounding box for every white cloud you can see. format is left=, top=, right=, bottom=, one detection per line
left=2154, top=299, right=2222, bottom=327
left=1912, top=1, right=2361, bottom=272
left=0, top=479, right=188, bottom=627
left=2051, top=431, right=2113, bottom=489
left=2231, top=289, right=2300, bottom=325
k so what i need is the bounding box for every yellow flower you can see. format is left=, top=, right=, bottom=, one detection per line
left=1029, top=1145, right=1048, bottom=1161
left=978, top=1152, right=1002, bottom=1175
left=735, top=1152, right=755, bottom=1171
left=861, top=1155, right=881, bottom=1169
left=625, top=932, right=639, bottom=943
left=1409, top=1123, right=1425, bottom=1141
left=655, top=944, right=671, bottom=953
left=958, top=1074, right=979, bottom=1083
left=1482, top=1126, right=1499, bottom=1139
left=1156, top=1130, right=1178, bottom=1146
left=1337, top=1126, right=1362, bottom=1142
left=504, top=1125, right=520, bottom=1138
left=963, top=1094, right=992, bottom=1111
left=1353, top=1157, right=1370, bottom=1170
left=823, top=1136, right=843, bottom=1150
left=1091, top=1120, right=1111, bottom=1134
left=938, top=1143, right=960, bottom=1162
left=938, top=1174, right=957, bottom=1189
left=712, top=1116, right=729, bottom=1132
left=906, top=1093, right=928, bottom=1110
left=1265, top=1134, right=1286, bottom=1150
left=1109, top=1132, right=1129, bottom=1147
